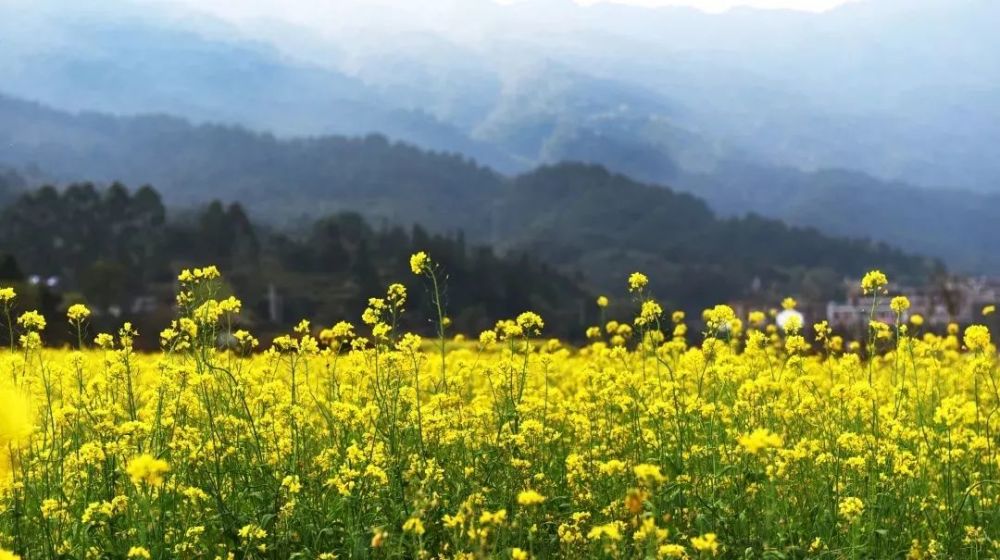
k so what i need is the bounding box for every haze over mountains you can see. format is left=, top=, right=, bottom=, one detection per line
left=1, top=0, right=998, bottom=272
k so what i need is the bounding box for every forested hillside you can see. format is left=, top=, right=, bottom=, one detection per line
left=1, top=93, right=989, bottom=275
left=0, top=183, right=590, bottom=343
left=0, top=94, right=942, bottom=311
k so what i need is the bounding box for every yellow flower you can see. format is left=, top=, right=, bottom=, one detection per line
left=479, top=330, right=498, bottom=346
left=838, top=497, right=865, bottom=523
left=127, top=547, right=151, bottom=559
left=587, top=522, right=623, bottom=541
left=628, top=272, right=649, bottom=292
left=964, top=325, right=991, bottom=351
left=861, top=270, right=888, bottom=294
left=909, top=314, right=924, bottom=327
left=511, top=548, right=529, bottom=560
left=409, top=251, right=430, bottom=274
left=517, top=489, right=546, bottom=506
left=67, top=303, right=91, bottom=323
left=635, top=300, right=663, bottom=327
left=781, top=297, right=797, bottom=310
left=281, top=475, right=302, bottom=494
left=0, top=287, right=15, bottom=303
left=596, top=295, right=609, bottom=308
left=516, top=312, right=545, bottom=334
left=239, top=523, right=267, bottom=541
left=178, top=266, right=220, bottom=283
left=738, top=429, right=783, bottom=454
left=17, top=310, right=46, bottom=331
left=397, top=333, right=422, bottom=353
left=0, top=550, right=21, bottom=560
left=386, top=283, right=407, bottom=306
left=658, top=544, right=687, bottom=558
left=479, top=509, right=508, bottom=525
left=890, top=296, right=910, bottom=314
left=704, top=305, right=736, bottom=331
left=0, top=387, right=33, bottom=447
left=690, top=533, right=720, bottom=555
left=402, top=516, right=425, bottom=535
left=40, top=498, right=63, bottom=520
left=126, top=454, right=170, bottom=487
left=983, top=304, right=996, bottom=316
left=634, top=463, right=666, bottom=484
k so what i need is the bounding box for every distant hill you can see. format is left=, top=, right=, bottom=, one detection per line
left=0, top=182, right=593, bottom=341
left=6, top=0, right=1000, bottom=193
left=3, top=0, right=999, bottom=275
left=675, top=162, right=1000, bottom=274
left=0, top=94, right=940, bottom=308
left=0, top=166, right=26, bottom=206
left=0, top=3, right=518, bottom=171
left=0, top=94, right=504, bottom=235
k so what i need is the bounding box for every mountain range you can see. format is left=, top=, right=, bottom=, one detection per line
left=1, top=0, right=998, bottom=273
left=0, top=93, right=940, bottom=310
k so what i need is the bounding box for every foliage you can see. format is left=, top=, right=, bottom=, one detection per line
left=0, top=183, right=590, bottom=343
left=0, top=164, right=941, bottom=330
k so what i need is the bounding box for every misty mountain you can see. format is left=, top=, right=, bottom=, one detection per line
left=0, top=94, right=938, bottom=307
left=224, top=0, right=1000, bottom=192
left=0, top=1, right=519, bottom=170
left=678, top=163, right=1000, bottom=273
left=0, top=167, right=27, bottom=206
left=3, top=0, right=999, bottom=273
left=7, top=0, right=1000, bottom=193
left=0, top=94, right=505, bottom=236
left=3, top=84, right=997, bottom=274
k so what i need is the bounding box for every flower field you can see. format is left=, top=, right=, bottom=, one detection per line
left=0, top=259, right=997, bottom=559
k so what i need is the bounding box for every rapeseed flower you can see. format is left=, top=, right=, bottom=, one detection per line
left=963, top=325, right=991, bottom=351
left=403, top=517, right=426, bottom=535
left=737, top=429, right=783, bottom=454
left=861, top=270, right=888, bottom=294
left=838, top=497, right=865, bottom=523
left=0, top=263, right=995, bottom=558
left=517, top=489, right=545, bottom=506
left=66, top=303, right=91, bottom=323
left=410, top=251, right=430, bottom=274
left=691, top=533, right=720, bottom=555
left=634, top=463, right=666, bottom=484
left=587, top=522, right=623, bottom=542
left=628, top=272, right=649, bottom=292
left=17, top=310, right=46, bottom=331
left=126, top=454, right=170, bottom=487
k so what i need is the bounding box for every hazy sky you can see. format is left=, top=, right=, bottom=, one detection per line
left=541, top=0, right=856, bottom=12
left=160, top=0, right=862, bottom=23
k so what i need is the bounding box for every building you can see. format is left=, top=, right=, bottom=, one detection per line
left=826, top=277, right=1000, bottom=329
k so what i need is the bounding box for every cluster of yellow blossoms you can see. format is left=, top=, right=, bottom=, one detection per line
left=0, top=263, right=996, bottom=559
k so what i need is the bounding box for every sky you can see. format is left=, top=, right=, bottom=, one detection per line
left=538, top=0, right=857, bottom=12
left=139, top=0, right=866, bottom=43
left=156, top=0, right=862, bottom=24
